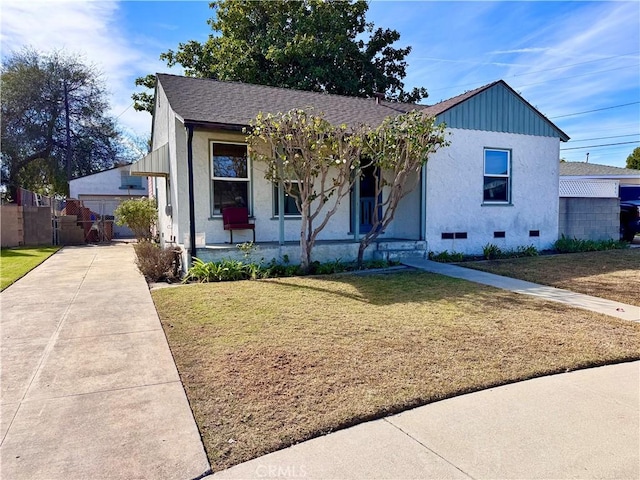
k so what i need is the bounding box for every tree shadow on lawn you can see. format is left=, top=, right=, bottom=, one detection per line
left=1, top=248, right=40, bottom=258
left=263, top=269, right=581, bottom=316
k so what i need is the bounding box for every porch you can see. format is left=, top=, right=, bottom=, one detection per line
left=193, top=238, right=427, bottom=265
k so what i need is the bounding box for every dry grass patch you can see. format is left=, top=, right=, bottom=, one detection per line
left=465, top=249, right=640, bottom=306
left=153, top=271, right=640, bottom=471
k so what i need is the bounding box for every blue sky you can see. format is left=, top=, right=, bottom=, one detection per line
left=2, top=0, right=639, bottom=167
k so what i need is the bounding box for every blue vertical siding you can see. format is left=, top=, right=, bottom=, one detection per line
left=436, top=83, right=562, bottom=138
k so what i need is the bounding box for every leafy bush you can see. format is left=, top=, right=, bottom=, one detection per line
left=428, top=250, right=464, bottom=263
left=133, top=241, right=180, bottom=282
left=114, top=198, right=157, bottom=240
left=554, top=235, right=628, bottom=253
left=481, top=243, right=539, bottom=260
left=482, top=243, right=502, bottom=260
left=513, top=245, right=539, bottom=257
left=183, top=256, right=398, bottom=283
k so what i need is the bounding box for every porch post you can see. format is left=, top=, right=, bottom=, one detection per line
left=353, top=168, right=361, bottom=241
left=420, top=163, right=427, bottom=241
left=278, top=180, right=285, bottom=245
left=277, top=148, right=285, bottom=245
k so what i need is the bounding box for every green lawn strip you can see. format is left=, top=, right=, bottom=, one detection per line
left=463, top=249, right=640, bottom=306
left=153, top=271, right=640, bottom=471
left=1, top=246, right=61, bottom=290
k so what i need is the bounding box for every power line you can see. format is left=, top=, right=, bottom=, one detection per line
left=568, top=134, right=640, bottom=143
left=550, top=101, right=640, bottom=119
left=560, top=140, right=640, bottom=151
left=115, top=102, right=134, bottom=119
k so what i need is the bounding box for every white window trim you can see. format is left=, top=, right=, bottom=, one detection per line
left=210, top=141, right=251, bottom=216
left=483, top=148, right=511, bottom=204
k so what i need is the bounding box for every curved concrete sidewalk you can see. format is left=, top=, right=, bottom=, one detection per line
left=402, top=258, right=640, bottom=322
left=0, top=244, right=210, bottom=480
left=212, top=361, right=639, bottom=479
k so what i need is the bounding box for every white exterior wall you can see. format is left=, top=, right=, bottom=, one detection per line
left=153, top=84, right=183, bottom=248
left=69, top=165, right=147, bottom=198
left=188, top=129, right=415, bottom=244
left=425, top=128, right=560, bottom=254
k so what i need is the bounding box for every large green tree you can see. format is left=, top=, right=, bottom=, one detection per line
left=1, top=48, right=126, bottom=197
left=626, top=146, right=640, bottom=170
left=133, top=0, right=426, bottom=113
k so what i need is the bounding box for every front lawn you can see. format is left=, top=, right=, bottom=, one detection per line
left=0, top=246, right=60, bottom=290
left=153, top=271, right=640, bottom=471
left=464, top=249, right=640, bottom=306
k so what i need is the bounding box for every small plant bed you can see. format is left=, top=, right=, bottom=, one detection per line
left=428, top=237, right=629, bottom=263
left=153, top=271, right=640, bottom=471
left=0, top=246, right=60, bottom=290
left=465, top=249, right=640, bottom=306
left=133, top=241, right=182, bottom=283
left=183, top=256, right=399, bottom=283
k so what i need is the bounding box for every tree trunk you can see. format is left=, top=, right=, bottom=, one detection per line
left=357, top=241, right=368, bottom=268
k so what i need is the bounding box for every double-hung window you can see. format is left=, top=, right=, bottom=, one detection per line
left=211, top=142, right=250, bottom=215
left=483, top=149, right=511, bottom=203
left=273, top=182, right=301, bottom=216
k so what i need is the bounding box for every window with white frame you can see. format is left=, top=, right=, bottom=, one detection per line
left=211, top=142, right=250, bottom=215
left=273, top=182, right=301, bottom=216
left=483, top=149, right=511, bottom=203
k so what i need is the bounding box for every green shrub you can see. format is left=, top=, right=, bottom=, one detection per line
left=554, top=235, right=628, bottom=253
left=183, top=257, right=398, bottom=283
left=133, top=241, right=180, bottom=282
left=513, top=245, right=539, bottom=257
left=114, top=198, right=157, bottom=240
left=482, top=243, right=538, bottom=260
left=428, top=250, right=464, bottom=263
left=482, top=243, right=502, bottom=260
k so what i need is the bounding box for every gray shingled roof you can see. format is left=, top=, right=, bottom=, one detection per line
left=559, top=162, right=640, bottom=177
left=156, top=73, right=426, bottom=128
left=420, top=81, right=500, bottom=117
left=156, top=74, right=562, bottom=136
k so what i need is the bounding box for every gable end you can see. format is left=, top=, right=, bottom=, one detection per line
left=435, top=82, right=568, bottom=140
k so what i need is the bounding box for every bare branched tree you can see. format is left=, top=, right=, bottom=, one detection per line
left=247, top=109, right=367, bottom=271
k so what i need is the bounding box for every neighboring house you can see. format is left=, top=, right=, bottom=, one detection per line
left=69, top=164, right=148, bottom=238
left=557, top=162, right=640, bottom=241
left=559, top=162, right=640, bottom=186
left=131, top=74, right=568, bottom=266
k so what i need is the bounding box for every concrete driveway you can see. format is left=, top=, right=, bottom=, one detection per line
left=1, top=244, right=210, bottom=479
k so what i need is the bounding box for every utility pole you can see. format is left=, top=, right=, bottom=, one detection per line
left=64, top=78, right=72, bottom=181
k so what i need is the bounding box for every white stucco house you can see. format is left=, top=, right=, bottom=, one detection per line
left=69, top=164, right=148, bottom=238
left=131, top=74, right=569, bottom=266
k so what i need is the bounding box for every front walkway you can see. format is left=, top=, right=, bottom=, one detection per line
left=402, top=258, right=640, bottom=322
left=212, top=361, right=639, bottom=479
left=0, top=244, right=210, bottom=479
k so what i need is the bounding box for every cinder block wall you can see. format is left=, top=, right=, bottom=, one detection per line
left=1, top=205, right=24, bottom=247
left=558, top=198, right=619, bottom=241
left=22, top=206, right=53, bottom=245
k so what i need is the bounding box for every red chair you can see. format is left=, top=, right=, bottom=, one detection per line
left=222, top=207, right=255, bottom=243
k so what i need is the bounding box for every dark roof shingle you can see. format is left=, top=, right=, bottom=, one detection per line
left=156, top=73, right=426, bottom=128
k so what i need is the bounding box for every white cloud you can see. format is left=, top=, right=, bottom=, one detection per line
left=1, top=0, right=165, bottom=139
